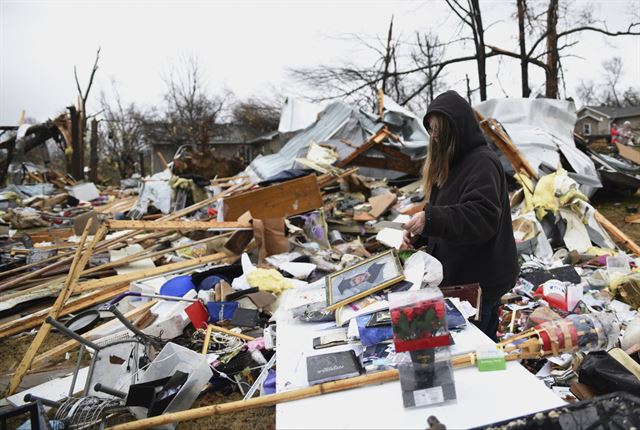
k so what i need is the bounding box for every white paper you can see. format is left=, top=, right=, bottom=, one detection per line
left=110, top=244, right=156, bottom=275
left=69, top=182, right=100, bottom=202
left=547, top=353, right=573, bottom=367
left=335, top=298, right=389, bottom=327
left=281, top=262, right=317, bottom=279
left=412, top=386, right=445, bottom=406
left=376, top=228, right=404, bottom=250
left=535, top=361, right=552, bottom=378
left=392, top=214, right=412, bottom=224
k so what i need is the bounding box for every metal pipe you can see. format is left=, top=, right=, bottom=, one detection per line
left=45, top=316, right=102, bottom=351
left=23, top=394, right=61, bottom=408
left=94, top=383, right=127, bottom=399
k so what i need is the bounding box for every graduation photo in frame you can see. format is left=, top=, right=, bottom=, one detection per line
left=325, top=250, right=404, bottom=311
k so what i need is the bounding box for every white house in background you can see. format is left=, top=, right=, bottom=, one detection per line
left=575, top=105, right=640, bottom=142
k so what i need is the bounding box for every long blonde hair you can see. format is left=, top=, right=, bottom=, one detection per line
left=422, top=113, right=456, bottom=200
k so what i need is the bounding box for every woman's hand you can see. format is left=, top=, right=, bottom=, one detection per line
left=401, top=212, right=426, bottom=249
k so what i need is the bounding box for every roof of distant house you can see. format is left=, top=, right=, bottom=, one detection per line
left=580, top=105, right=640, bottom=120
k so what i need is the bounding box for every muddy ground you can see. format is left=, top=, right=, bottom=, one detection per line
left=1, top=190, right=638, bottom=429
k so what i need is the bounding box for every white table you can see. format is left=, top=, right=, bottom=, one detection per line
left=276, top=312, right=565, bottom=429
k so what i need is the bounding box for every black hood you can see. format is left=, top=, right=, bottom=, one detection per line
left=424, top=90, right=487, bottom=162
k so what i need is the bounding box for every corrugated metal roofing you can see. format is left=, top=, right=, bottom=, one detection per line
left=246, top=101, right=375, bottom=180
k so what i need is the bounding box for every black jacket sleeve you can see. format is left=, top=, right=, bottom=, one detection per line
left=422, top=157, right=503, bottom=244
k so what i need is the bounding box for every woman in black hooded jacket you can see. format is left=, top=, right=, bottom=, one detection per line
left=403, top=90, right=518, bottom=341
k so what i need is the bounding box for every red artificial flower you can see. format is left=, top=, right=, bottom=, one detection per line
left=403, top=306, right=415, bottom=321
left=390, top=308, right=401, bottom=325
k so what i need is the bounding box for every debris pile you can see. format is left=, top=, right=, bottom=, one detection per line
left=0, top=96, right=639, bottom=429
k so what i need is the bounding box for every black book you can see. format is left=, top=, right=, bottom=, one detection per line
left=306, top=350, right=363, bottom=385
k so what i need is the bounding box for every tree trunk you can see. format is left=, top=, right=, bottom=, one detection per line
left=545, top=0, right=559, bottom=98
left=470, top=0, right=487, bottom=101
left=381, top=16, right=394, bottom=96
left=78, top=98, right=86, bottom=180
left=0, top=136, right=16, bottom=186
left=89, top=119, right=99, bottom=183
left=139, top=152, right=146, bottom=177
left=68, top=105, right=82, bottom=179
left=517, top=0, right=530, bottom=97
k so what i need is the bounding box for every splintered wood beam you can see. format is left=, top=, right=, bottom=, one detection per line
left=595, top=210, right=640, bottom=256
left=223, top=174, right=322, bottom=221
left=348, top=156, right=421, bottom=175
left=5, top=221, right=104, bottom=396
left=107, top=220, right=251, bottom=231
left=107, top=369, right=400, bottom=430
left=317, top=167, right=359, bottom=189
left=475, top=109, right=640, bottom=257
left=0, top=283, right=129, bottom=340
left=337, top=127, right=389, bottom=168
left=475, top=111, right=539, bottom=180
left=74, top=252, right=232, bottom=294
left=0, top=183, right=249, bottom=293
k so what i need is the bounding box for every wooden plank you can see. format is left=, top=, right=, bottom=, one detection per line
left=475, top=112, right=539, bottom=180
left=107, top=369, right=400, bottom=430
left=475, top=109, right=640, bottom=257
left=348, top=156, right=421, bottom=175
left=5, top=221, right=103, bottom=396
left=336, top=127, right=389, bottom=168
left=0, top=283, right=129, bottom=340
left=0, top=184, right=248, bottom=293
left=595, top=210, right=640, bottom=255
left=31, top=300, right=157, bottom=369
left=107, top=220, right=251, bottom=231
left=82, top=232, right=232, bottom=276
left=615, top=142, right=640, bottom=165
left=223, top=175, right=322, bottom=221
left=74, top=252, right=231, bottom=294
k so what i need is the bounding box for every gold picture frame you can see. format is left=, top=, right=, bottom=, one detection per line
left=325, top=249, right=405, bottom=311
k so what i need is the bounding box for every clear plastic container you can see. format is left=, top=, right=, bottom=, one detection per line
left=398, top=347, right=456, bottom=408
left=389, top=287, right=450, bottom=352
left=606, top=255, right=631, bottom=281
left=129, top=342, right=213, bottom=429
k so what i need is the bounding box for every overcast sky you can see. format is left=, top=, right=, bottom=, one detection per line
left=1, top=0, right=639, bottom=123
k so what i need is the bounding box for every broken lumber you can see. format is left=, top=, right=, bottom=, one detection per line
left=5, top=221, right=104, bottom=396
left=476, top=110, right=640, bottom=257
left=337, top=127, right=389, bottom=168
left=475, top=111, right=539, bottom=180
left=223, top=174, right=322, bottom=221
left=595, top=211, right=640, bottom=256
left=107, top=369, right=400, bottom=430
left=73, top=252, right=232, bottom=294
left=0, top=283, right=129, bottom=340
left=615, top=142, right=640, bottom=165
left=0, top=183, right=248, bottom=292
left=107, top=220, right=251, bottom=231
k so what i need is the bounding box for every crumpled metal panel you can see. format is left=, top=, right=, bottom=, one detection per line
left=476, top=98, right=602, bottom=196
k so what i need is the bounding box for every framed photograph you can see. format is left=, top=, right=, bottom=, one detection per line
left=325, top=250, right=404, bottom=311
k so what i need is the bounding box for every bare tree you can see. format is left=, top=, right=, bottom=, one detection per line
left=161, top=55, right=229, bottom=148
left=602, top=57, right=624, bottom=106
left=513, top=1, right=640, bottom=98
left=290, top=17, right=449, bottom=111
left=577, top=56, right=640, bottom=107
left=100, top=85, right=148, bottom=181
left=444, top=0, right=489, bottom=100
left=69, top=48, right=100, bottom=179
left=231, top=97, right=282, bottom=139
